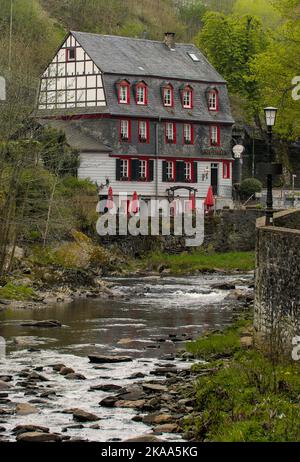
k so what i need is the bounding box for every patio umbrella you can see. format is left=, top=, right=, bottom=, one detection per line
left=130, top=191, right=139, bottom=214
left=204, top=186, right=214, bottom=210
left=189, top=191, right=196, bottom=212
left=106, top=186, right=114, bottom=210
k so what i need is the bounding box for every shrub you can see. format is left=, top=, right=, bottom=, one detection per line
left=240, top=178, right=262, bottom=198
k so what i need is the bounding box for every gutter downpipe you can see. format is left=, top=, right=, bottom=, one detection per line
left=155, top=118, right=160, bottom=201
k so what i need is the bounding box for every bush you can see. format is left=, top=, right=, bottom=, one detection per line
left=240, top=178, right=262, bottom=198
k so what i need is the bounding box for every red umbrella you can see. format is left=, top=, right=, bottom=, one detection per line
left=205, top=186, right=214, bottom=209
left=106, top=186, right=114, bottom=210
left=189, top=191, right=196, bottom=212
left=130, top=191, right=139, bottom=214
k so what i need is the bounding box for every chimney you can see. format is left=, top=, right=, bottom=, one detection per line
left=164, top=32, right=176, bottom=50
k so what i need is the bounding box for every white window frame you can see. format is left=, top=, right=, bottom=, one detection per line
left=137, top=85, right=146, bottom=105
left=183, top=89, right=192, bottom=108
left=119, top=85, right=129, bottom=104
left=166, top=161, right=174, bottom=180
left=120, top=159, right=128, bottom=178
left=163, top=88, right=172, bottom=106
left=166, top=122, right=174, bottom=141
left=184, top=123, right=192, bottom=143
left=209, top=91, right=217, bottom=111
left=211, top=126, right=219, bottom=145
left=120, top=120, right=129, bottom=140
left=139, top=121, right=147, bottom=141
left=184, top=162, right=192, bottom=181
left=139, top=160, right=147, bottom=179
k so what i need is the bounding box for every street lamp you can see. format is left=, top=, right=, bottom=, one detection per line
left=264, top=106, right=278, bottom=225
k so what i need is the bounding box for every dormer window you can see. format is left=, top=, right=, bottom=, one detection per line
left=182, top=86, right=193, bottom=109
left=136, top=82, right=147, bottom=105
left=163, top=84, right=174, bottom=107
left=208, top=89, right=218, bottom=111
left=118, top=80, right=130, bottom=104
left=66, top=47, right=76, bottom=61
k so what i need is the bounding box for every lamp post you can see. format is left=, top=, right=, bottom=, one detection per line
left=264, top=106, right=278, bottom=226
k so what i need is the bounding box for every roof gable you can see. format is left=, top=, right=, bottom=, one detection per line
left=70, top=31, right=226, bottom=83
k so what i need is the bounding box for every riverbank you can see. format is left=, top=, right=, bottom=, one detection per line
left=0, top=248, right=255, bottom=309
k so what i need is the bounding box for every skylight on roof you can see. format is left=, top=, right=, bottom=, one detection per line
left=188, top=53, right=200, bottom=62
left=138, top=66, right=145, bottom=71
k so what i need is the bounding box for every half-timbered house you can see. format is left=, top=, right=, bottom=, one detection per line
left=36, top=31, right=234, bottom=209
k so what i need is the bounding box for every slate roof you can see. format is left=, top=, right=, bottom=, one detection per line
left=71, top=31, right=226, bottom=83
left=38, top=119, right=112, bottom=152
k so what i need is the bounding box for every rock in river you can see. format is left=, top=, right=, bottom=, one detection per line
left=65, top=373, right=86, bottom=380
left=89, top=384, right=122, bottom=392
left=124, top=435, right=164, bottom=442
left=20, top=320, right=62, bottom=328
left=88, top=355, right=133, bottom=364
left=15, top=403, right=38, bottom=415
left=72, top=409, right=100, bottom=422
left=16, top=432, right=62, bottom=442
left=12, top=424, right=49, bottom=435
left=142, top=383, right=168, bottom=393
left=0, top=381, right=11, bottom=391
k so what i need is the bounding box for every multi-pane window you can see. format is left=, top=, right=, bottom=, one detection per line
left=138, top=120, right=148, bottom=142
left=120, top=120, right=130, bottom=141
left=166, top=122, right=175, bottom=143
left=184, top=162, right=192, bottom=181
left=223, top=161, right=231, bottom=179
left=210, top=126, right=220, bottom=146
left=183, top=123, right=193, bottom=144
left=208, top=90, right=218, bottom=111
left=166, top=161, right=174, bottom=180
left=119, top=83, right=129, bottom=104
left=120, top=159, right=129, bottom=178
left=139, top=160, right=147, bottom=179
left=136, top=84, right=147, bottom=105
left=182, top=88, right=192, bottom=108
left=163, top=87, right=173, bottom=106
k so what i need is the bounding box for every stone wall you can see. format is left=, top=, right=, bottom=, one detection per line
left=98, top=209, right=263, bottom=256
left=254, top=210, right=300, bottom=358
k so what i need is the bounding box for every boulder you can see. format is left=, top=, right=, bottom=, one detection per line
left=27, top=372, right=49, bottom=382
left=99, top=396, right=118, bottom=407
left=16, top=432, right=62, bottom=442
left=59, top=367, right=74, bottom=376
left=12, top=424, right=49, bottom=435
left=143, top=413, right=174, bottom=425
left=89, top=384, right=122, bottom=392
left=72, top=409, right=100, bottom=422
left=129, top=372, right=146, bottom=379
left=52, top=364, right=66, bottom=372
left=15, top=403, right=38, bottom=415
left=153, top=423, right=180, bottom=433
left=88, top=355, right=132, bottom=364
left=20, top=320, right=62, bottom=328
left=0, top=381, right=11, bottom=390
left=114, top=399, right=146, bottom=409
left=65, top=373, right=86, bottom=380
left=124, top=435, right=164, bottom=442
left=142, top=383, right=168, bottom=393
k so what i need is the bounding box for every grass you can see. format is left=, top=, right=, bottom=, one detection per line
left=141, top=250, right=255, bottom=275
left=0, top=283, right=36, bottom=301
left=184, top=322, right=300, bottom=442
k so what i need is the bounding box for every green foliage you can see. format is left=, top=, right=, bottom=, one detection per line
left=185, top=325, right=300, bottom=442
left=0, top=282, right=36, bottom=300
left=187, top=325, right=241, bottom=359
left=142, top=250, right=255, bottom=274
left=195, top=12, right=268, bottom=113
left=240, top=178, right=263, bottom=197
left=233, top=0, right=281, bottom=27
left=37, top=128, right=79, bottom=177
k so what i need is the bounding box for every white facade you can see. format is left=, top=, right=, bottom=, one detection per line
left=78, top=153, right=232, bottom=203
left=38, top=34, right=106, bottom=110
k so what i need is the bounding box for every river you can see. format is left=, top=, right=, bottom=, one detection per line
left=0, top=273, right=253, bottom=442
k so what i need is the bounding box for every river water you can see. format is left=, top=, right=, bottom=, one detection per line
left=0, top=273, right=252, bottom=442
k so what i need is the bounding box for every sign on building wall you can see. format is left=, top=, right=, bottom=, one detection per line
left=0, top=76, right=6, bottom=101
